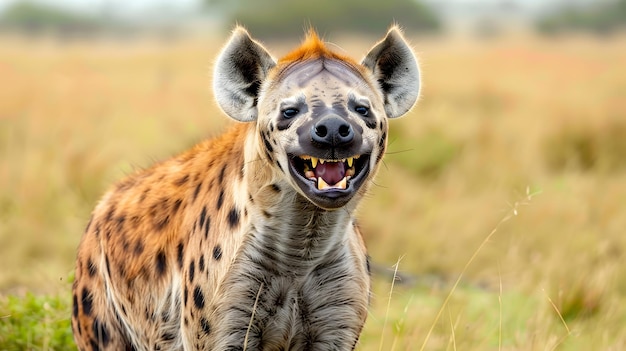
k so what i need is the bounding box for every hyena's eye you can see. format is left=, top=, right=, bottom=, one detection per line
left=354, top=106, right=369, bottom=116
left=282, top=108, right=299, bottom=119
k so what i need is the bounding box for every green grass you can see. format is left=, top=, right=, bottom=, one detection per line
left=0, top=292, right=74, bottom=350
left=1, top=33, right=626, bottom=349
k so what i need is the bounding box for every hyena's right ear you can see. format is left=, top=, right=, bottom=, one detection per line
left=213, top=27, right=276, bottom=122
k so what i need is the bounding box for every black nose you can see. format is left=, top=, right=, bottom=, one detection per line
left=311, top=116, right=354, bottom=147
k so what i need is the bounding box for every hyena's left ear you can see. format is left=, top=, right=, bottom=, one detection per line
left=213, top=27, right=276, bottom=122
left=362, top=26, right=420, bottom=118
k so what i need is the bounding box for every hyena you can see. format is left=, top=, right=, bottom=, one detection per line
left=72, top=26, right=420, bottom=350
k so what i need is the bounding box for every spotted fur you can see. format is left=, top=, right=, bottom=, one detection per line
left=72, top=26, right=420, bottom=350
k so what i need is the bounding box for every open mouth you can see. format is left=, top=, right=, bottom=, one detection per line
left=289, top=153, right=370, bottom=189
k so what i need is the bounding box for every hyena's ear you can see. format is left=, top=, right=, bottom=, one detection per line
left=362, top=26, right=420, bottom=118
left=213, top=27, right=276, bottom=122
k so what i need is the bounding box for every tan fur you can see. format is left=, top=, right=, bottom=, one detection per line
left=72, top=26, right=419, bottom=350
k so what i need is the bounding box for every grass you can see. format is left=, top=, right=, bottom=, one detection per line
left=1, top=32, right=626, bottom=349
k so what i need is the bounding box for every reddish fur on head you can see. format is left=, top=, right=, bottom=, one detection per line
left=278, top=29, right=357, bottom=66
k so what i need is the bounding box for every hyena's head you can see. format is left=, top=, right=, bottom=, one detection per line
left=214, top=26, right=420, bottom=210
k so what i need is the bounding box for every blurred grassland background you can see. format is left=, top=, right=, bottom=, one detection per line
left=1, top=0, right=626, bottom=350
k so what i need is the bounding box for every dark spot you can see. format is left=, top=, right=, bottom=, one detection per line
left=175, top=174, right=190, bottom=186
left=263, top=135, right=274, bottom=153
left=134, top=241, right=144, bottom=256
left=184, top=286, right=189, bottom=306
left=275, top=290, right=286, bottom=308
left=81, top=288, right=93, bottom=316
left=87, top=258, right=97, bottom=277
left=105, top=206, right=115, bottom=223
left=121, top=236, right=130, bottom=253
left=161, top=332, right=177, bottom=341
left=218, top=164, right=227, bottom=184
left=129, top=215, right=141, bottom=229
left=104, top=255, right=111, bottom=275
left=198, top=206, right=207, bottom=230
left=160, top=310, right=169, bottom=323
left=92, top=318, right=110, bottom=347
left=192, top=182, right=202, bottom=202
left=200, top=317, right=211, bottom=335
left=89, top=339, right=101, bottom=351
left=269, top=123, right=275, bottom=132
left=262, top=210, right=272, bottom=218
left=276, top=160, right=283, bottom=172
left=199, top=255, right=205, bottom=272
left=85, top=216, right=93, bottom=233
left=364, top=118, right=377, bottom=129
left=115, top=215, right=126, bottom=232
left=379, top=132, right=387, bottom=148
left=189, top=261, right=195, bottom=282
left=366, top=255, right=371, bottom=275
left=72, top=294, right=78, bottom=317
left=204, top=216, right=211, bottom=239
left=154, top=215, right=170, bottom=231
left=270, top=183, right=281, bottom=192
left=213, top=245, right=222, bottom=261
left=117, top=261, right=127, bottom=279
left=265, top=149, right=273, bottom=162
left=156, top=250, right=167, bottom=276
left=216, top=190, right=224, bottom=210
left=193, top=286, right=205, bottom=309
left=75, top=318, right=82, bottom=335
left=145, top=306, right=155, bottom=322
left=228, top=207, right=240, bottom=228
left=379, top=120, right=384, bottom=130
left=172, top=199, right=183, bottom=214
left=139, top=189, right=149, bottom=203
left=177, top=242, right=184, bottom=270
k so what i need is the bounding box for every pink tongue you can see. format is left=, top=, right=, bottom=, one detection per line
left=314, top=162, right=346, bottom=185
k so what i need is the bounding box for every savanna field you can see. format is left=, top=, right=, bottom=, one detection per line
left=1, top=31, right=625, bottom=350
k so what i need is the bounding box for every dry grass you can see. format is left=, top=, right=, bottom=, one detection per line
left=1, top=32, right=625, bottom=350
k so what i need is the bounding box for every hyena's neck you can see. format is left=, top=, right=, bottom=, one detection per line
left=241, top=131, right=355, bottom=271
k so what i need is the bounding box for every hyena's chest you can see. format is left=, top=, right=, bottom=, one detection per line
left=206, top=233, right=366, bottom=349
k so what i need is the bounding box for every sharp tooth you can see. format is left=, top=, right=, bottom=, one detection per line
left=319, top=159, right=325, bottom=165
left=311, top=157, right=318, bottom=168
left=317, top=177, right=330, bottom=190
left=347, top=157, right=354, bottom=167
left=337, top=177, right=347, bottom=189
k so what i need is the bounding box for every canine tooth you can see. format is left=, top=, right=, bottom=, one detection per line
left=337, top=177, right=347, bottom=189
left=311, top=157, right=318, bottom=168
left=319, top=159, right=325, bottom=165
left=317, top=177, right=330, bottom=190
left=347, top=157, right=354, bottom=167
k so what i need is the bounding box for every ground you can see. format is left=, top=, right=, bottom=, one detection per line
left=1, top=32, right=626, bottom=350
